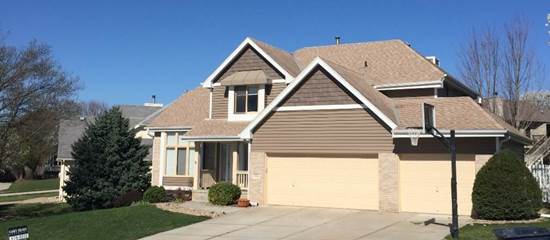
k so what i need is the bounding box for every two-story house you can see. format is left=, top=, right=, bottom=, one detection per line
left=146, top=37, right=528, bottom=215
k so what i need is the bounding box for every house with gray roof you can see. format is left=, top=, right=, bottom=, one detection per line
left=57, top=104, right=162, bottom=199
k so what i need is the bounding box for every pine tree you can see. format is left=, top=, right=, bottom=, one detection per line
left=63, top=107, right=151, bottom=210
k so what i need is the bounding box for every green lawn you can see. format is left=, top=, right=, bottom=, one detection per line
left=0, top=203, right=208, bottom=240
left=1, top=178, right=59, bottom=193
left=446, top=220, right=550, bottom=239
left=0, top=192, right=57, bottom=203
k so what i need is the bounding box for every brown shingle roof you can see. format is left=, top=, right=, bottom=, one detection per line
left=250, top=38, right=302, bottom=77
left=395, top=97, right=525, bottom=137
left=322, top=58, right=399, bottom=125
left=293, top=40, right=445, bottom=86
left=148, top=87, right=209, bottom=128
left=184, top=120, right=248, bottom=137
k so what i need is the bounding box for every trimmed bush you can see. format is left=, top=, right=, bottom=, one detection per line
left=112, top=190, right=143, bottom=207
left=472, top=150, right=542, bottom=220
left=143, top=186, right=166, bottom=203
left=208, top=182, right=241, bottom=205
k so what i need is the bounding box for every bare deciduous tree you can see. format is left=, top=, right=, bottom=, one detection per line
left=458, top=17, right=546, bottom=132
left=501, top=17, right=545, bottom=130
left=79, top=100, right=109, bottom=117
left=459, top=27, right=501, bottom=99
left=0, top=37, right=79, bottom=176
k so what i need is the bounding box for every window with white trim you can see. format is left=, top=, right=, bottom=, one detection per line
left=164, top=132, right=195, bottom=176
left=234, top=85, right=258, bottom=113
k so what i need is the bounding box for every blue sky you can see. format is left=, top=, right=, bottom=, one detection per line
left=1, top=1, right=549, bottom=105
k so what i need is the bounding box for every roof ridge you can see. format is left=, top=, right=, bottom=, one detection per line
left=248, top=37, right=293, bottom=56
left=294, top=39, right=404, bottom=53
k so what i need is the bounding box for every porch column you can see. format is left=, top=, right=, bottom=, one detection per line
left=158, top=132, right=167, bottom=186
left=193, top=142, right=201, bottom=190
left=232, top=143, right=238, bottom=185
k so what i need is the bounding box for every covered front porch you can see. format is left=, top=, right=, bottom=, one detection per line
left=158, top=131, right=249, bottom=192
left=198, top=141, right=249, bottom=191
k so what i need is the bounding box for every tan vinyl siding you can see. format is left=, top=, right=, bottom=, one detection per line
left=214, top=46, right=284, bottom=83
left=382, top=88, right=435, bottom=99
left=162, top=176, right=193, bottom=187
left=211, top=86, right=227, bottom=119
left=252, top=109, right=393, bottom=153
left=281, top=68, right=360, bottom=106
left=266, top=82, right=286, bottom=105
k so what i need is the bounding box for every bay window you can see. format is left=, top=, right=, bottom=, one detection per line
left=164, top=132, right=195, bottom=176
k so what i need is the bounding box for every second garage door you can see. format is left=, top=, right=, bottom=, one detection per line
left=266, top=154, right=379, bottom=210
left=399, top=154, right=476, bottom=215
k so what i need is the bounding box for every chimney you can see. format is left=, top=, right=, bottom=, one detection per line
left=144, top=94, right=163, bottom=107
left=426, top=56, right=440, bottom=66
left=335, top=36, right=341, bottom=45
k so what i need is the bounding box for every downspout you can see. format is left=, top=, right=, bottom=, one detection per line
left=497, top=134, right=513, bottom=152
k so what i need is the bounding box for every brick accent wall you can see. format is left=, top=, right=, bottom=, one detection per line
left=249, top=151, right=266, bottom=204
left=379, top=153, right=400, bottom=212
left=151, top=135, right=161, bottom=186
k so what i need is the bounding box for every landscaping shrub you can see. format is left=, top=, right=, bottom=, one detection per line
left=143, top=186, right=166, bottom=203
left=472, top=149, right=542, bottom=220
left=208, top=182, right=241, bottom=205
left=112, top=190, right=143, bottom=207
left=63, top=107, right=151, bottom=210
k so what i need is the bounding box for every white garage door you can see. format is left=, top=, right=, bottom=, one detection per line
left=266, top=155, right=379, bottom=210
left=399, top=154, right=476, bottom=215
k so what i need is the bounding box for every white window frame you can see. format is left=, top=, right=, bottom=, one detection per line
left=228, top=85, right=265, bottom=121
left=163, top=132, right=194, bottom=177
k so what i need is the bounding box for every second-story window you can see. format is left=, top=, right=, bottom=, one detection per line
left=235, top=85, right=258, bottom=113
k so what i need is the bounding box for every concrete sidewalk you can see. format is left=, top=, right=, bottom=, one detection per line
left=0, top=189, right=58, bottom=197
left=0, top=182, right=11, bottom=191
left=142, top=206, right=470, bottom=240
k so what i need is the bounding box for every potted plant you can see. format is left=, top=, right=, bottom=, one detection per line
left=237, top=198, right=250, bottom=208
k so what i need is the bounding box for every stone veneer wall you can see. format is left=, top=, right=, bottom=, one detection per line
left=248, top=151, right=266, bottom=204
left=151, top=136, right=161, bottom=186
left=379, top=153, right=400, bottom=212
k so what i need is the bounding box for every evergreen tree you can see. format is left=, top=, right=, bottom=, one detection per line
left=63, top=107, right=150, bottom=210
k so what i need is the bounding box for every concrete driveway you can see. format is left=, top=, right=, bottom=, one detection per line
left=143, top=206, right=470, bottom=240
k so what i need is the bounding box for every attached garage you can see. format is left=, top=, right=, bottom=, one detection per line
left=399, top=154, right=476, bottom=215
left=266, top=154, right=379, bottom=210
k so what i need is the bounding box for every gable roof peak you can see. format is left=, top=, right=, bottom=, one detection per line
left=202, top=37, right=297, bottom=87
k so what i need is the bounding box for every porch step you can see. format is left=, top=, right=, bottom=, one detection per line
left=192, top=189, right=209, bottom=203
left=192, top=189, right=249, bottom=203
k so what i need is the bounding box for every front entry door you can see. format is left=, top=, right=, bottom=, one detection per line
left=217, top=143, right=232, bottom=183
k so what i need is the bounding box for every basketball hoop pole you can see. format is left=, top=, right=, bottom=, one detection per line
left=427, top=127, right=459, bottom=239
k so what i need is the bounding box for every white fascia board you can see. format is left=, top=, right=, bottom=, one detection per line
left=201, top=37, right=294, bottom=88
left=179, top=136, right=243, bottom=142
left=374, top=80, right=443, bottom=91
left=146, top=127, right=192, bottom=132
left=239, top=57, right=398, bottom=139
left=392, top=129, right=507, bottom=138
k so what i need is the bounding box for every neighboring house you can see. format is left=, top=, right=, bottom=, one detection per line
left=57, top=104, right=162, bottom=200
left=146, top=37, right=529, bottom=215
